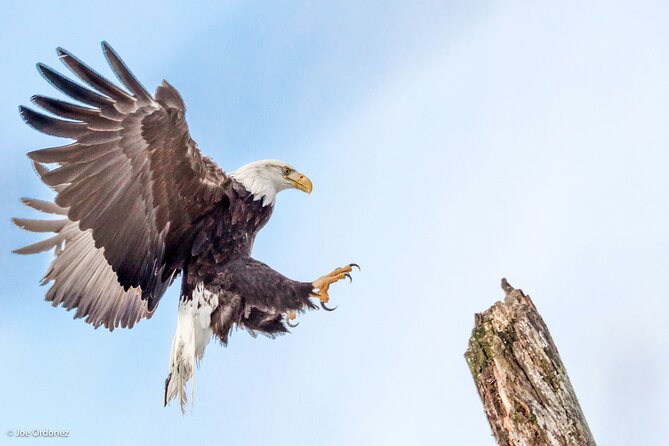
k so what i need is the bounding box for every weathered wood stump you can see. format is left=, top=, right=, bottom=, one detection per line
left=464, top=279, right=596, bottom=446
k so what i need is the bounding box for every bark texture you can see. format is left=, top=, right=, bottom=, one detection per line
left=465, top=279, right=596, bottom=446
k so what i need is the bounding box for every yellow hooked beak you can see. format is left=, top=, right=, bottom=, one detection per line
left=286, top=170, right=313, bottom=194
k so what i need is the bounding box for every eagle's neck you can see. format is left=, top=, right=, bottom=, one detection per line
left=230, top=163, right=281, bottom=206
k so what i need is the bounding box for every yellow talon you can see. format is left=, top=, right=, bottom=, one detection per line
left=311, top=264, right=355, bottom=304
left=286, top=310, right=299, bottom=328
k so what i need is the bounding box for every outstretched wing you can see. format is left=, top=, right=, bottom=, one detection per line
left=14, top=163, right=152, bottom=330
left=18, top=42, right=228, bottom=312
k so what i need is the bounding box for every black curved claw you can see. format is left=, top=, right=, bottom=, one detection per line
left=320, top=301, right=338, bottom=312
left=349, top=263, right=360, bottom=271
left=344, top=273, right=353, bottom=283
left=286, top=318, right=299, bottom=328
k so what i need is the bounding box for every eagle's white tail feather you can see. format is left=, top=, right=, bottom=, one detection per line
left=164, top=282, right=218, bottom=413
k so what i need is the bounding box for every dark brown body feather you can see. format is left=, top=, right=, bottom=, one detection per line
left=14, top=43, right=314, bottom=334
left=185, top=181, right=315, bottom=342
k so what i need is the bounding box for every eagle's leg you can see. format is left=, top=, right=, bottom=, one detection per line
left=311, top=263, right=358, bottom=305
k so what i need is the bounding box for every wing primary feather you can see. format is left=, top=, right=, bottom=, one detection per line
left=30, top=162, right=67, bottom=193
left=12, top=217, right=67, bottom=233
left=56, top=47, right=136, bottom=104
left=28, top=141, right=119, bottom=165
left=101, top=42, right=153, bottom=102
left=77, top=130, right=121, bottom=145
left=20, top=197, right=67, bottom=215
left=36, top=63, right=113, bottom=108
left=19, top=106, right=87, bottom=138
left=31, top=95, right=98, bottom=121
left=40, top=150, right=122, bottom=187
left=13, top=234, right=64, bottom=255
left=31, top=161, right=50, bottom=178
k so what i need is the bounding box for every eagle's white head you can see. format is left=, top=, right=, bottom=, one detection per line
left=230, top=159, right=313, bottom=206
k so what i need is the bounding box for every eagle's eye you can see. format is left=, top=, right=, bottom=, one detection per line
left=283, top=167, right=292, bottom=176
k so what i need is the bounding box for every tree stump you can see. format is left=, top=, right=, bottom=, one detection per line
left=464, top=279, right=596, bottom=446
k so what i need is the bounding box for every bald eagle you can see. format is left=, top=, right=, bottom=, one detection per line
left=12, top=42, right=357, bottom=411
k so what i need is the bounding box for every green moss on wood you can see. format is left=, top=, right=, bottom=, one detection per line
left=465, top=323, right=492, bottom=377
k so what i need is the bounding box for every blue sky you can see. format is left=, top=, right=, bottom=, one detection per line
left=1, top=1, right=668, bottom=445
